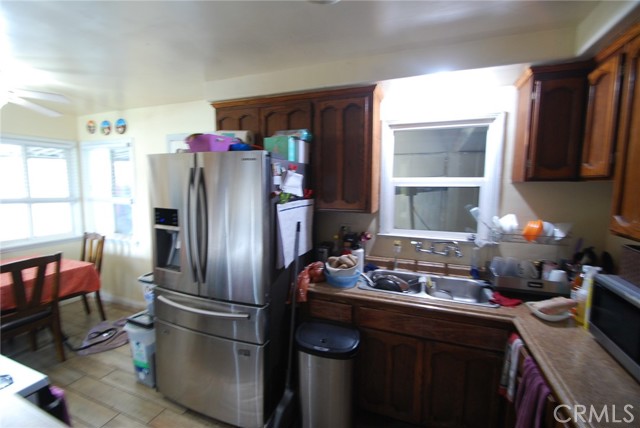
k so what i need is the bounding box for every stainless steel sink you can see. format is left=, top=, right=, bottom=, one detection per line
left=358, top=269, right=499, bottom=308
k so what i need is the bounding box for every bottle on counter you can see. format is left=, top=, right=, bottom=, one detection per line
left=582, top=266, right=601, bottom=329
left=570, top=265, right=586, bottom=320
left=572, top=265, right=601, bottom=326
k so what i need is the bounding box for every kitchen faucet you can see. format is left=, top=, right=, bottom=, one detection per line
left=410, top=240, right=463, bottom=258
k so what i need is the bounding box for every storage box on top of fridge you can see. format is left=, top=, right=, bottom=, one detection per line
left=187, top=134, right=239, bottom=152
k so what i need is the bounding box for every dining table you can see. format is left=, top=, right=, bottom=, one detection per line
left=0, top=257, right=101, bottom=311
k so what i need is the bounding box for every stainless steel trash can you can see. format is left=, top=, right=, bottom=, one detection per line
left=295, top=321, right=360, bottom=428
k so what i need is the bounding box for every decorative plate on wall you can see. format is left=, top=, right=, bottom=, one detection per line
left=87, top=120, right=96, bottom=134
left=116, top=118, right=127, bottom=134
left=101, top=120, right=111, bottom=135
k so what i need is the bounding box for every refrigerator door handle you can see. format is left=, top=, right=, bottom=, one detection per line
left=195, top=166, right=208, bottom=283
left=185, top=167, right=198, bottom=281
left=157, top=295, right=251, bottom=319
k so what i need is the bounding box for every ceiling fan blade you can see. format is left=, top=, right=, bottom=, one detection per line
left=7, top=94, right=63, bottom=117
left=9, top=89, right=70, bottom=104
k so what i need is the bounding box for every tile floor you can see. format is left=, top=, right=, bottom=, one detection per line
left=2, top=298, right=416, bottom=428
left=1, top=298, right=231, bottom=428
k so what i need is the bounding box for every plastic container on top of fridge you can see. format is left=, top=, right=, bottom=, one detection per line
left=187, top=134, right=240, bottom=152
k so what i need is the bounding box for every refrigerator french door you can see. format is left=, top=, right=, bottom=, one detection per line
left=149, top=151, right=272, bottom=304
left=148, top=151, right=288, bottom=428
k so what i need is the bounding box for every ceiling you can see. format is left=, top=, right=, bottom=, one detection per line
left=1, top=1, right=639, bottom=117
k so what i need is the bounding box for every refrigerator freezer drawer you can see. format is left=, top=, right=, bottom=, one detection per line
left=155, top=288, right=268, bottom=344
left=156, top=319, right=266, bottom=428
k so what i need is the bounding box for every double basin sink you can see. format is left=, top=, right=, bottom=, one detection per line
left=358, top=269, right=499, bottom=308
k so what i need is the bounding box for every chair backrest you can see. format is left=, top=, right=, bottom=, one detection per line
left=0, top=253, right=62, bottom=320
left=81, top=232, right=105, bottom=274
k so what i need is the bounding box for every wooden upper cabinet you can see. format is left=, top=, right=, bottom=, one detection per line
left=314, top=86, right=381, bottom=212
left=215, top=107, right=260, bottom=137
left=512, top=62, right=591, bottom=182
left=213, top=101, right=310, bottom=145
left=260, top=101, right=312, bottom=141
left=212, top=85, right=381, bottom=213
left=611, top=30, right=640, bottom=240
left=581, top=53, right=624, bottom=178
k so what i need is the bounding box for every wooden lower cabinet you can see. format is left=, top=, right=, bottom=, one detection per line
left=306, top=295, right=509, bottom=427
left=356, top=328, right=504, bottom=427
left=424, top=342, right=504, bottom=428
left=356, top=328, right=424, bottom=424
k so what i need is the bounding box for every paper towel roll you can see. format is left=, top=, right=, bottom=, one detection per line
left=353, top=248, right=365, bottom=273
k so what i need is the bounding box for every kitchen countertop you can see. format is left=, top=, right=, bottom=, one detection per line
left=307, top=281, right=640, bottom=428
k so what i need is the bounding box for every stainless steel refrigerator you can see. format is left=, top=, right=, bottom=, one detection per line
left=148, top=151, right=293, bottom=428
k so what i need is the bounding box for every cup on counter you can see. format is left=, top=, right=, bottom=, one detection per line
left=548, top=269, right=568, bottom=284
left=541, top=261, right=558, bottom=280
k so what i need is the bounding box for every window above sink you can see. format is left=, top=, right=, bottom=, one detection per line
left=379, top=113, right=505, bottom=244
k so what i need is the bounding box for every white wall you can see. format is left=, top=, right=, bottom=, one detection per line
left=74, top=100, right=214, bottom=306
left=1, top=100, right=214, bottom=307
left=1, top=104, right=77, bottom=140
left=316, top=70, right=621, bottom=271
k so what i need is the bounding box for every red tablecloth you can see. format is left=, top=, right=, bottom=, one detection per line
left=1, top=258, right=101, bottom=311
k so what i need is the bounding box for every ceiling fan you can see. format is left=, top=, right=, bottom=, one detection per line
left=1, top=87, right=70, bottom=117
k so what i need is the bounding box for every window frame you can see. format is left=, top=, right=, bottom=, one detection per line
left=0, top=134, right=81, bottom=249
left=80, top=138, right=136, bottom=239
left=379, top=113, right=505, bottom=242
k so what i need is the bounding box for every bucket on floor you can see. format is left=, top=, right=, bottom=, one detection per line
left=123, top=321, right=156, bottom=387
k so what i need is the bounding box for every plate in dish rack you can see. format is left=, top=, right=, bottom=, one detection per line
left=525, top=301, right=571, bottom=322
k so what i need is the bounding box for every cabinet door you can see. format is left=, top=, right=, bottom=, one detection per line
left=424, top=342, right=503, bottom=428
left=260, top=101, right=312, bottom=139
left=611, top=35, right=640, bottom=240
left=356, top=328, right=423, bottom=424
left=527, top=77, right=587, bottom=180
left=581, top=53, right=623, bottom=178
left=314, top=95, right=374, bottom=211
left=215, top=107, right=260, bottom=136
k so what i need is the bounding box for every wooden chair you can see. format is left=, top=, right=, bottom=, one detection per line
left=0, top=253, right=66, bottom=361
left=78, top=232, right=107, bottom=320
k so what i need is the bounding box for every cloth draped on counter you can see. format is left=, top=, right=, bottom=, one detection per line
left=499, top=332, right=523, bottom=401
left=515, top=356, right=551, bottom=428
left=276, top=199, right=314, bottom=268
left=490, top=291, right=523, bottom=307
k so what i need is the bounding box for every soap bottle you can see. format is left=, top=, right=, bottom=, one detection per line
left=572, top=265, right=601, bottom=326
left=570, top=265, right=590, bottom=324
left=573, top=284, right=588, bottom=326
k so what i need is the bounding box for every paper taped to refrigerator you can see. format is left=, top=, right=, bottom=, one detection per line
left=276, top=199, right=314, bottom=268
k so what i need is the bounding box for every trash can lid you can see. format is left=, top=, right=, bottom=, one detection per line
left=295, top=321, right=360, bottom=359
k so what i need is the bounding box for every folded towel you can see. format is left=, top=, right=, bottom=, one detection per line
left=507, top=338, right=524, bottom=401
left=491, top=291, right=523, bottom=307
left=515, top=356, right=551, bottom=428
left=498, top=333, right=523, bottom=402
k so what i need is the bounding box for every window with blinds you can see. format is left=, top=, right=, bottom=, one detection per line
left=0, top=136, right=81, bottom=247
left=81, top=139, right=134, bottom=237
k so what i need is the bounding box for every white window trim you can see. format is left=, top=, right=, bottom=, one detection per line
left=0, top=134, right=81, bottom=250
left=379, top=113, right=506, bottom=243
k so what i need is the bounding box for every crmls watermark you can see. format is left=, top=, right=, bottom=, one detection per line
left=554, top=404, right=635, bottom=424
